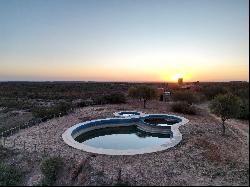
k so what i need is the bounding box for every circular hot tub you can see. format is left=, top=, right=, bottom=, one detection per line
left=113, top=111, right=145, bottom=117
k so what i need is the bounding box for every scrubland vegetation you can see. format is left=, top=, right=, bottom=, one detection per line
left=0, top=161, right=22, bottom=186
left=40, top=156, right=64, bottom=186
left=0, top=81, right=248, bottom=133
left=0, top=81, right=248, bottom=186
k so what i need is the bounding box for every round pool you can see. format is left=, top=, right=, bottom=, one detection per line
left=62, top=114, right=189, bottom=155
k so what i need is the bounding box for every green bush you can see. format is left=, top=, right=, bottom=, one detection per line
left=0, top=98, right=32, bottom=110
left=40, top=156, right=63, bottom=186
left=210, top=93, right=241, bottom=135
left=172, top=91, right=200, bottom=104
left=171, top=102, right=196, bottom=115
left=32, top=102, right=72, bottom=119
left=237, top=99, right=249, bottom=120
left=94, top=93, right=126, bottom=105
left=0, top=162, right=22, bottom=186
left=201, top=85, right=229, bottom=100
left=103, top=93, right=126, bottom=104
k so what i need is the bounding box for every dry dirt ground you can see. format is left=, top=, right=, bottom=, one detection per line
left=1, top=100, right=249, bottom=186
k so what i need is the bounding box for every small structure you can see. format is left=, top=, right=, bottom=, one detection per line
left=161, top=91, right=171, bottom=102
left=158, top=83, right=171, bottom=102
left=178, top=78, right=183, bottom=85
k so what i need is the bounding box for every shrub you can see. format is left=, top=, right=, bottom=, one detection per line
left=237, top=99, right=249, bottom=120
left=210, top=93, right=241, bottom=135
left=171, top=102, right=196, bottom=115
left=0, top=98, right=31, bottom=110
left=40, top=156, right=63, bottom=186
left=0, top=162, right=22, bottom=186
left=93, top=93, right=126, bottom=105
left=201, top=85, right=229, bottom=100
left=172, top=90, right=200, bottom=104
left=32, top=102, right=72, bottom=119
left=103, top=93, right=126, bottom=104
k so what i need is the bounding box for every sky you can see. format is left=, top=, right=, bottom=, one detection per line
left=0, top=0, right=249, bottom=82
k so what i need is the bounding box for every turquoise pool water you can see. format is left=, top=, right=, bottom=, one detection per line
left=75, top=125, right=173, bottom=150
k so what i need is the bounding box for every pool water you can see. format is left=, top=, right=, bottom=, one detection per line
left=75, top=125, right=173, bottom=150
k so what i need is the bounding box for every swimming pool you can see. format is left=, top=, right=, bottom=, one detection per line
left=75, top=125, right=173, bottom=150
left=62, top=113, right=188, bottom=155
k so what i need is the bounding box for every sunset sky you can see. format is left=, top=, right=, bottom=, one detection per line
left=0, top=0, right=249, bottom=82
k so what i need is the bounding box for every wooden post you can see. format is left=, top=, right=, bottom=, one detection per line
left=4, top=137, right=6, bottom=146
left=13, top=138, right=16, bottom=148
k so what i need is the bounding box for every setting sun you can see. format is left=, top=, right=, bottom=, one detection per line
left=171, top=73, right=183, bottom=81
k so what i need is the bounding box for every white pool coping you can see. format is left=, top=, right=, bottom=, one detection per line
left=62, top=114, right=189, bottom=155
left=113, top=111, right=146, bottom=118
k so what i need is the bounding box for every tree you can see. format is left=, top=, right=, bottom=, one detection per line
left=209, top=93, right=241, bottom=135
left=128, top=86, right=157, bottom=108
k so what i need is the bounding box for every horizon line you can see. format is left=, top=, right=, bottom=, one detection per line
left=0, top=80, right=249, bottom=83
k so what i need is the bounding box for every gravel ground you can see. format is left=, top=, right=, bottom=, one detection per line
left=1, top=100, right=249, bottom=186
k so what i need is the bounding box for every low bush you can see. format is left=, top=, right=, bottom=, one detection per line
left=103, top=93, right=126, bottom=104
left=172, top=91, right=200, bottom=104
left=0, top=98, right=32, bottom=110
left=237, top=99, right=249, bottom=120
left=171, top=102, right=196, bottom=115
left=32, top=102, right=72, bottom=120
left=201, top=85, right=229, bottom=100
left=94, top=93, right=126, bottom=105
left=0, top=162, right=22, bottom=186
left=40, top=156, right=63, bottom=186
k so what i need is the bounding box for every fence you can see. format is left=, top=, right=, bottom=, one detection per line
left=0, top=108, right=75, bottom=158
left=0, top=108, right=74, bottom=139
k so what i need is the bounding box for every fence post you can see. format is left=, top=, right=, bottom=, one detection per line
left=12, top=138, right=16, bottom=148
left=34, top=144, right=37, bottom=152
left=3, top=137, right=6, bottom=146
